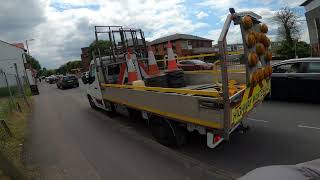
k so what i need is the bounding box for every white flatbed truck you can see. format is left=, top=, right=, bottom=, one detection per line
left=85, top=9, right=272, bottom=148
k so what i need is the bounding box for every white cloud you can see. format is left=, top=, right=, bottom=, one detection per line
left=197, top=0, right=243, bottom=10
left=0, top=0, right=310, bottom=68
left=196, top=11, right=209, bottom=19
left=1, top=0, right=209, bottom=68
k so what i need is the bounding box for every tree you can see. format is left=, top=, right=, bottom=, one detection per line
left=296, top=41, right=311, bottom=58
left=56, top=60, right=82, bottom=75
left=273, top=7, right=304, bottom=58
left=88, top=40, right=112, bottom=60
left=25, top=54, right=41, bottom=71
left=274, top=7, right=301, bottom=45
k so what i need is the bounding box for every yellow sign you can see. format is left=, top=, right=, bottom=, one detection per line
left=231, top=80, right=271, bottom=124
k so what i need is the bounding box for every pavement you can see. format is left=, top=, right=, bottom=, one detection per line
left=26, top=81, right=320, bottom=180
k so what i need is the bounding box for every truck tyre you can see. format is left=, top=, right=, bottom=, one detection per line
left=88, top=96, right=98, bottom=109
left=151, top=117, right=176, bottom=146
left=174, top=124, right=187, bottom=147
left=127, top=108, right=142, bottom=122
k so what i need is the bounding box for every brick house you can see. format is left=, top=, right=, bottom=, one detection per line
left=301, top=0, right=320, bottom=56
left=148, top=34, right=213, bottom=58
left=81, top=47, right=90, bottom=72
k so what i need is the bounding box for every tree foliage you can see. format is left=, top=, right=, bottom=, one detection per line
left=273, top=7, right=309, bottom=59
left=88, top=40, right=112, bottom=60
left=56, top=60, right=82, bottom=75
left=25, top=54, right=41, bottom=71
left=40, top=67, right=55, bottom=77
left=276, top=41, right=311, bottom=59
left=274, top=7, right=301, bottom=46
left=39, top=60, right=82, bottom=76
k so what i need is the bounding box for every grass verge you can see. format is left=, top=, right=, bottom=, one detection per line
left=0, top=97, right=33, bottom=180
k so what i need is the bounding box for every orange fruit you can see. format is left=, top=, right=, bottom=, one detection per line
left=260, top=23, right=268, bottom=33
left=242, top=16, right=253, bottom=29
left=257, top=69, right=264, bottom=82
left=250, top=71, right=258, bottom=86
left=265, top=51, right=272, bottom=61
left=263, top=67, right=269, bottom=78
left=261, top=34, right=271, bottom=48
left=248, top=52, right=258, bottom=67
left=246, top=31, right=256, bottom=48
left=239, top=84, right=246, bottom=89
left=256, top=43, right=266, bottom=55
left=255, top=32, right=263, bottom=43
left=229, top=88, right=237, bottom=96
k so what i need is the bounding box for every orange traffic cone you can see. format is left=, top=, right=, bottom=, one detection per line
left=126, top=49, right=139, bottom=83
left=166, top=41, right=178, bottom=71
left=117, top=63, right=127, bottom=84
left=147, top=46, right=160, bottom=76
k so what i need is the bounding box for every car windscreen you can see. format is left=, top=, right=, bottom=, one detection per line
left=63, top=76, right=77, bottom=80
left=190, top=60, right=205, bottom=64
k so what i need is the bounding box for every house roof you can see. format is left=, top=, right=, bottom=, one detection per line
left=12, top=43, right=26, bottom=51
left=0, top=40, right=26, bottom=52
left=300, top=0, right=313, bottom=6
left=148, top=33, right=212, bottom=46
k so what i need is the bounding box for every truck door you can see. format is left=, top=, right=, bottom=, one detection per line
left=87, top=63, right=105, bottom=109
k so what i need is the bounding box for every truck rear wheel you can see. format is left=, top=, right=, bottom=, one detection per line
left=151, top=117, right=187, bottom=147
left=127, top=108, right=142, bottom=122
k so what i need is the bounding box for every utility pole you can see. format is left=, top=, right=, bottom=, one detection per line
left=25, top=38, right=34, bottom=55
left=294, top=40, right=298, bottom=59
left=26, top=40, right=30, bottom=55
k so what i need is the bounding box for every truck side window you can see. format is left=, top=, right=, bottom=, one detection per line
left=89, top=64, right=96, bottom=84
left=307, top=62, right=320, bottom=73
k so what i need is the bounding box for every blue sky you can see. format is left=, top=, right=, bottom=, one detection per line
left=0, top=0, right=308, bottom=68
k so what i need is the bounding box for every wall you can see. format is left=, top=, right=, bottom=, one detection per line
left=0, top=41, right=26, bottom=76
left=0, top=41, right=27, bottom=88
left=305, top=6, right=320, bottom=56
left=81, top=47, right=90, bottom=71
left=151, top=39, right=213, bottom=57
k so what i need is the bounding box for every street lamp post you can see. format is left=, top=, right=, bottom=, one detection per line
left=25, top=38, right=34, bottom=55
left=294, top=39, right=298, bottom=59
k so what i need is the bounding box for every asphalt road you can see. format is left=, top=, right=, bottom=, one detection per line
left=27, top=81, right=320, bottom=179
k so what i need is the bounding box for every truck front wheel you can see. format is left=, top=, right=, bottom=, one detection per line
left=88, top=96, right=98, bottom=109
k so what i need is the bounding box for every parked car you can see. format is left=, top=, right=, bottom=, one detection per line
left=81, top=71, right=89, bottom=84
left=271, top=58, right=320, bottom=101
left=177, top=60, right=213, bottom=71
left=46, top=76, right=57, bottom=84
left=56, top=75, right=79, bottom=89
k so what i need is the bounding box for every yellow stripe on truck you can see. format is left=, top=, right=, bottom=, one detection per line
left=101, top=83, right=220, bottom=97
left=103, top=96, right=222, bottom=129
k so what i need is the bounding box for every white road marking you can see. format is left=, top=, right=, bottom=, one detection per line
left=247, top=118, right=269, bottom=123
left=297, top=125, right=320, bottom=130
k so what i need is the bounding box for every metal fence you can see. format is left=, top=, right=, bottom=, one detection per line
left=0, top=69, right=31, bottom=141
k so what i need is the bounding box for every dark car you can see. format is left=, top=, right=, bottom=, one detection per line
left=177, top=60, right=213, bottom=71
left=81, top=71, right=89, bottom=84
left=56, top=75, right=79, bottom=89
left=271, top=58, right=320, bottom=101
left=47, top=76, right=58, bottom=84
